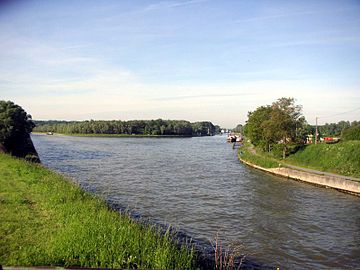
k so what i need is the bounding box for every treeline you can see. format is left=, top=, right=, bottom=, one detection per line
left=341, top=123, right=360, bottom=141
left=34, top=119, right=220, bottom=136
left=315, top=121, right=360, bottom=137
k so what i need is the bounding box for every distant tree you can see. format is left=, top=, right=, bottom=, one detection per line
left=0, top=100, right=35, bottom=149
left=191, top=121, right=215, bottom=136
left=233, top=124, right=243, bottom=134
left=342, top=124, right=360, bottom=141
left=33, top=119, right=218, bottom=137
left=214, top=125, right=221, bottom=134
left=318, top=121, right=351, bottom=136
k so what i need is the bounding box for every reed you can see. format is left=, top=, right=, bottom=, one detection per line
left=211, top=234, right=245, bottom=270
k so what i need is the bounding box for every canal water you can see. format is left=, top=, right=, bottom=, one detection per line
left=31, top=134, right=360, bottom=269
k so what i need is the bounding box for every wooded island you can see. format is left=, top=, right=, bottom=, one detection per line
left=34, top=119, right=220, bottom=137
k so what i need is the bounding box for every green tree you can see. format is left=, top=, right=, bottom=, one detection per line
left=244, top=105, right=272, bottom=149
left=270, top=97, right=306, bottom=158
left=33, top=119, right=218, bottom=137
left=244, top=98, right=306, bottom=158
left=0, top=100, right=35, bottom=148
left=191, top=121, right=215, bottom=136
left=0, top=101, right=38, bottom=161
left=318, top=121, right=351, bottom=136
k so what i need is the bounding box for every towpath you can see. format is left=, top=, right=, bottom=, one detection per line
left=282, top=163, right=360, bottom=182
left=245, top=144, right=360, bottom=182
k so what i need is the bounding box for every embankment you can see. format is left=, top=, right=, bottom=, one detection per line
left=285, top=141, right=360, bottom=178
left=238, top=152, right=360, bottom=196
left=0, top=153, right=196, bottom=269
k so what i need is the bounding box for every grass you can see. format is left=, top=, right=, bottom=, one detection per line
left=285, top=141, right=360, bottom=178
left=0, top=153, right=196, bottom=269
left=238, top=142, right=280, bottom=169
left=238, top=140, right=360, bottom=179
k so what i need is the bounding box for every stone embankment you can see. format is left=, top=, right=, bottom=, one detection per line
left=239, top=158, right=360, bottom=196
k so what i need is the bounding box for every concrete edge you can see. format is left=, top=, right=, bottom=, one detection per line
left=239, top=157, right=360, bottom=196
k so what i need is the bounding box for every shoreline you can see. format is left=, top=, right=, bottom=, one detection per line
left=0, top=152, right=275, bottom=270
left=238, top=152, right=360, bottom=196
left=31, top=132, right=197, bottom=138
left=0, top=153, right=197, bottom=269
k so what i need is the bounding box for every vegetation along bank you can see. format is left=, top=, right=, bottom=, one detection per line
left=33, top=119, right=220, bottom=137
left=0, top=153, right=198, bottom=269
left=238, top=97, right=360, bottom=195
left=238, top=144, right=360, bottom=195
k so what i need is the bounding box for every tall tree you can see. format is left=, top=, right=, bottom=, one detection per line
left=244, top=98, right=306, bottom=158
left=0, top=100, right=35, bottom=146
left=244, top=105, right=272, bottom=149
left=0, top=100, right=38, bottom=161
left=270, top=97, right=306, bottom=158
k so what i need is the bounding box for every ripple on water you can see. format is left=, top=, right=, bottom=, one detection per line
left=32, top=134, right=360, bottom=269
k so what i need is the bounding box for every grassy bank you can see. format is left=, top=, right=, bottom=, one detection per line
left=238, top=141, right=360, bottom=178
left=238, top=143, right=279, bottom=168
left=285, top=141, right=360, bottom=178
left=0, top=154, right=196, bottom=269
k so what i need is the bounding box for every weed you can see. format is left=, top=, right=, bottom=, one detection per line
left=211, top=233, right=245, bottom=270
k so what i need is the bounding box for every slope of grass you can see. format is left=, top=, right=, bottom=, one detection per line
left=0, top=154, right=196, bottom=269
left=238, top=143, right=279, bottom=168
left=285, top=141, right=360, bottom=178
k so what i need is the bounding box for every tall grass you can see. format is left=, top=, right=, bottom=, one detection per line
left=285, top=141, right=360, bottom=178
left=211, top=234, right=245, bottom=270
left=0, top=154, right=196, bottom=269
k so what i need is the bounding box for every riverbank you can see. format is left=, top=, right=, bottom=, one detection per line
left=32, top=132, right=193, bottom=138
left=238, top=143, right=360, bottom=196
left=0, top=154, right=196, bottom=269
left=285, top=141, right=360, bottom=178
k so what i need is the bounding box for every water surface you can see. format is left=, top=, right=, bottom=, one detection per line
left=32, top=134, right=360, bottom=269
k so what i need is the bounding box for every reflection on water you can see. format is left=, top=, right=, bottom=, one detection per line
left=32, top=134, right=360, bottom=269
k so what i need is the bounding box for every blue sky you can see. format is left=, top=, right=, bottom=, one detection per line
left=1, top=0, right=360, bottom=127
